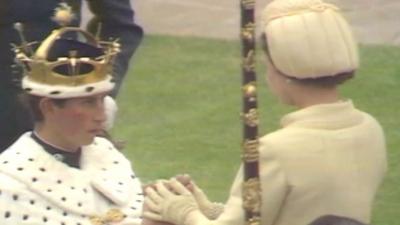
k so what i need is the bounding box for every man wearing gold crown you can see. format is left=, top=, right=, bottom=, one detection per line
left=142, top=0, right=387, bottom=225
left=0, top=0, right=143, bottom=151
left=0, top=27, right=144, bottom=225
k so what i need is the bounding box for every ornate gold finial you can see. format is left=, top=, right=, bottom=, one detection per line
left=13, top=23, right=35, bottom=56
left=52, top=2, right=75, bottom=26
left=243, top=82, right=257, bottom=102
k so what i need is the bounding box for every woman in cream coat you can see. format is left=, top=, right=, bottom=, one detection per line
left=143, top=0, right=387, bottom=225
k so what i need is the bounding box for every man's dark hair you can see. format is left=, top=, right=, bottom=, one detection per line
left=20, top=94, right=67, bottom=122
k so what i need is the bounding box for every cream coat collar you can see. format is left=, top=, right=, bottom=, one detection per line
left=281, top=100, right=364, bottom=129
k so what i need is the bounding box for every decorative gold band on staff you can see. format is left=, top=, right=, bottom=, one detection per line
left=242, top=139, right=259, bottom=162
left=243, top=178, right=262, bottom=213
left=240, top=0, right=261, bottom=224
left=243, top=50, right=256, bottom=72
left=242, top=23, right=256, bottom=43
left=242, top=108, right=259, bottom=127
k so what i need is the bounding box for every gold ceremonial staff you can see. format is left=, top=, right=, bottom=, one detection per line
left=240, top=0, right=261, bottom=225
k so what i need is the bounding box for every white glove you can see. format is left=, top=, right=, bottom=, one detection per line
left=190, top=182, right=224, bottom=220
left=144, top=179, right=209, bottom=225
left=174, top=174, right=224, bottom=220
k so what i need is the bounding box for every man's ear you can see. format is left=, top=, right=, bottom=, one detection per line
left=38, top=98, right=54, bottom=117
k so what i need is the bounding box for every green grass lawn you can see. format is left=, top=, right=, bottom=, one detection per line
left=114, top=35, right=400, bottom=224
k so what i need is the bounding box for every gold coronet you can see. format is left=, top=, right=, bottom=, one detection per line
left=14, top=27, right=120, bottom=87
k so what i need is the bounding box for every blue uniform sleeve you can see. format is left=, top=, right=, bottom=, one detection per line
left=86, top=0, right=144, bottom=97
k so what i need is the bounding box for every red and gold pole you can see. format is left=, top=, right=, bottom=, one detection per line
left=240, top=0, right=261, bottom=225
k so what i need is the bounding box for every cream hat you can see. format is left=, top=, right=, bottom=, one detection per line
left=262, top=0, right=359, bottom=79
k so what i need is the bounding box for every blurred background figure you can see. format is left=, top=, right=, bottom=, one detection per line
left=0, top=0, right=143, bottom=151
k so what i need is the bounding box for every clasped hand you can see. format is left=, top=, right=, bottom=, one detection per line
left=144, top=178, right=199, bottom=225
